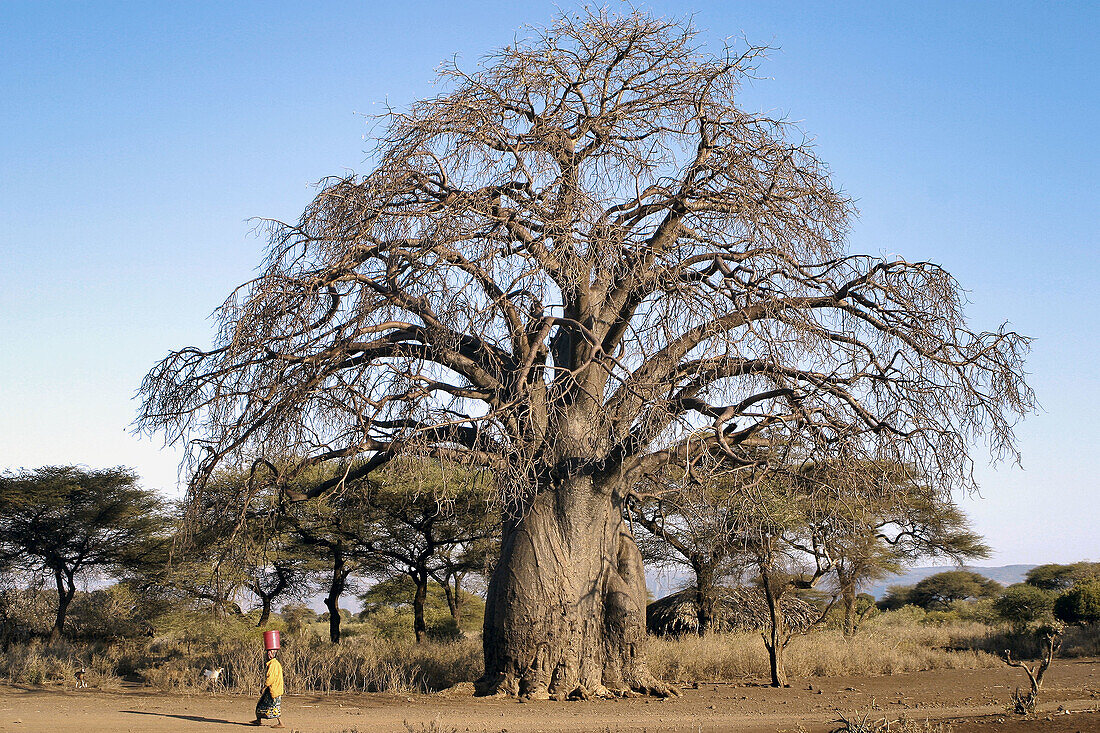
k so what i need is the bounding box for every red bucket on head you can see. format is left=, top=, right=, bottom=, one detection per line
left=263, top=630, right=281, bottom=650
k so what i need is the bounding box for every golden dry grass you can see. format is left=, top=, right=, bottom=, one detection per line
left=3, top=615, right=1095, bottom=693
left=645, top=620, right=1001, bottom=683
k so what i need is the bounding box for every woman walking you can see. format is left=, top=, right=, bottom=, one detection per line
left=251, top=632, right=284, bottom=728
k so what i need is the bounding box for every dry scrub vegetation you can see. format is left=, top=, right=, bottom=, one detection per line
left=3, top=610, right=1096, bottom=695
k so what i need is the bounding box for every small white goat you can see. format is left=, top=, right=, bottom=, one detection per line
left=201, top=667, right=225, bottom=695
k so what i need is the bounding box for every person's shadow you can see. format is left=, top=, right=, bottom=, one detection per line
left=121, top=709, right=252, bottom=726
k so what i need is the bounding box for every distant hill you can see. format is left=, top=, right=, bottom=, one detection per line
left=863, top=565, right=1037, bottom=599
left=646, top=564, right=1039, bottom=601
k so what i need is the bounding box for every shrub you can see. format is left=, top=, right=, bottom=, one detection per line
left=876, top=605, right=927, bottom=625
left=0, top=586, right=54, bottom=643
left=281, top=604, right=318, bottom=633
left=920, top=610, right=959, bottom=627
left=357, top=579, right=484, bottom=641
left=952, top=598, right=1000, bottom=625
left=68, top=585, right=146, bottom=639
left=994, top=584, right=1054, bottom=630
left=1053, top=580, right=1100, bottom=625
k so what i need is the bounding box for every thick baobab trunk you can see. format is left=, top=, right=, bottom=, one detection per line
left=476, top=478, right=674, bottom=699
left=412, top=573, right=428, bottom=644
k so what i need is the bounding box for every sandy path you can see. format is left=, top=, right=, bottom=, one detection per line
left=1, top=659, right=1098, bottom=732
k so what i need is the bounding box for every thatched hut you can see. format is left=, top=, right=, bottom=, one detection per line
left=646, top=586, right=820, bottom=636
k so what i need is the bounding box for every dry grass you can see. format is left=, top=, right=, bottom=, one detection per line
left=0, top=639, right=125, bottom=689
left=135, top=632, right=482, bottom=694
left=828, top=712, right=954, bottom=732
left=646, top=620, right=1002, bottom=683
left=4, top=615, right=1094, bottom=694
left=0, top=628, right=481, bottom=694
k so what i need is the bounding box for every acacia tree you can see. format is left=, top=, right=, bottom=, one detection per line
left=356, top=460, right=498, bottom=642
left=138, top=10, right=1033, bottom=698
left=241, top=521, right=316, bottom=627
left=806, top=462, right=991, bottom=636
left=0, top=466, right=170, bottom=640
left=727, top=465, right=841, bottom=688
left=181, top=466, right=319, bottom=626
left=910, top=570, right=1002, bottom=610
left=630, top=469, right=742, bottom=635
left=283, top=494, right=369, bottom=644
left=1026, top=563, right=1100, bottom=592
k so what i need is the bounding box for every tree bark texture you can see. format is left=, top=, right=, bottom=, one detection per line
left=324, top=593, right=342, bottom=645
left=412, top=573, right=428, bottom=644
left=257, top=596, right=274, bottom=627
left=692, top=561, right=717, bottom=636
left=50, top=567, right=76, bottom=641
left=441, top=572, right=464, bottom=626
left=761, top=567, right=791, bottom=688
left=477, top=479, right=672, bottom=699
left=325, top=549, right=347, bottom=644
left=839, top=572, right=857, bottom=637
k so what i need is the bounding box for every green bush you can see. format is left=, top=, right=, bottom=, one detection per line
left=993, top=584, right=1054, bottom=630
left=920, top=610, right=960, bottom=627
left=1054, top=580, right=1100, bottom=625
left=949, top=598, right=999, bottom=625
left=875, top=605, right=927, bottom=625
left=357, top=578, right=484, bottom=641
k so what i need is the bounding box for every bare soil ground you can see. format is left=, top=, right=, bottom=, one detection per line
left=1, top=659, right=1098, bottom=732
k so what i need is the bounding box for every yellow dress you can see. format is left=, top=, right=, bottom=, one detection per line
left=265, top=658, right=284, bottom=698
left=255, top=658, right=283, bottom=719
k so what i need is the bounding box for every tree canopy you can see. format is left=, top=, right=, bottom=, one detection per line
left=0, top=466, right=170, bottom=639
left=1025, top=563, right=1100, bottom=592
left=909, top=570, right=1002, bottom=611
left=138, top=9, right=1033, bottom=507
left=994, top=583, right=1054, bottom=630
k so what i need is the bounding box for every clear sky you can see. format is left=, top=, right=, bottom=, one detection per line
left=2, top=1, right=1096, bottom=565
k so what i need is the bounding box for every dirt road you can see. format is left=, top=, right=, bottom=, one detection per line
left=1, top=659, right=1098, bottom=732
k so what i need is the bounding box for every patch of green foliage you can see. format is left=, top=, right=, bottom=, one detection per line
left=993, top=584, right=1055, bottom=631
left=357, top=577, right=484, bottom=641
left=1053, top=580, right=1100, bottom=625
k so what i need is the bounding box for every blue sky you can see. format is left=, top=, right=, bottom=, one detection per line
left=2, top=1, right=1097, bottom=565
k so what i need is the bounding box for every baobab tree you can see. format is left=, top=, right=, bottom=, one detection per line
left=138, top=10, right=1033, bottom=699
